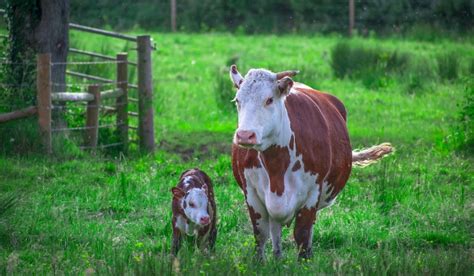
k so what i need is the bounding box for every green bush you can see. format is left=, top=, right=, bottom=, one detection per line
left=437, top=52, right=460, bottom=81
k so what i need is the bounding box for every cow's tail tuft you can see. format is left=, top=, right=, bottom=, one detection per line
left=352, top=143, right=394, bottom=167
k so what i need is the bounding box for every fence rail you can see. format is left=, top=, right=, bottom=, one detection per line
left=69, top=23, right=137, bottom=42
left=69, top=48, right=137, bottom=66
left=101, top=88, right=124, bottom=99
left=52, top=92, right=95, bottom=102
left=66, top=70, right=115, bottom=83
left=0, top=106, right=37, bottom=123
left=66, top=71, right=138, bottom=89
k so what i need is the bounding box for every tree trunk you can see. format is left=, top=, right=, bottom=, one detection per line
left=5, top=0, right=69, bottom=127
left=36, top=0, right=69, bottom=128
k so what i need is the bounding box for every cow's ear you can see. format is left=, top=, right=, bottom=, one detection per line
left=229, top=64, right=244, bottom=89
left=171, top=187, right=185, bottom=199
left=277, top=76, right=294, bottom=96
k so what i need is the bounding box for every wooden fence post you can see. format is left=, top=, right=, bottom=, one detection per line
left=85, top=85, right=100, bottom=149
left=116, top=53, right=128, bottom=152
left=171, top=0, right=177, bottom=32
left=349, top=0, right=355, bottom=37
left=36, top=53, right=52, bottom=154
left=137, top=35, right=155, bottom=153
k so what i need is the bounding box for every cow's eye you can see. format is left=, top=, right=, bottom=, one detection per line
left=189, top=202, right=195, bottom=208
left=265, top=97, right=274, bottom=106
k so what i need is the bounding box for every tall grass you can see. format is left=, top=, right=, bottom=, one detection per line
left=214, top=66, right=236, bottom=114
left=437, top=51, right=460, bottom=81
left=445, top=78, right=474, bottom=153
left=330, top=40, right=471, bottom=94
left=331, top=41, right=410, bottom=89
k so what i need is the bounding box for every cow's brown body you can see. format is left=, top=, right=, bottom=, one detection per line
left=232, top=83, right=352, bottom=258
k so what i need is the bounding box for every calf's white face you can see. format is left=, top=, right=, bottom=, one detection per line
left=229, top=66, right=295, bottom=151
left=182, top=188, right=210, bottom=226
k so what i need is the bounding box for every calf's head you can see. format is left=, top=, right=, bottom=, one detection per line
left=172, top=185, right=211, bottom=226
left=229, top=65, right=298, bottom=151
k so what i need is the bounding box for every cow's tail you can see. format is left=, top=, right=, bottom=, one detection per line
left=352, top=143, right=394, bottom=167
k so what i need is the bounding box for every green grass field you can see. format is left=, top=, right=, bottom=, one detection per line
left=0, top=32, right=473, bottom=274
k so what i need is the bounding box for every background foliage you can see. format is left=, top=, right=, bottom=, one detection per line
left=65, top=0, right=473, bottom=35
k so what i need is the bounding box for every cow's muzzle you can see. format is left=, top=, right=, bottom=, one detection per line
left=236, top=130, right=257, bottom=147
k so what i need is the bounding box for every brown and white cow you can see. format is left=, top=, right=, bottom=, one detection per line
left=229, top=65, right=392, bottom=259
left=171, top=168, right=217, bottom=255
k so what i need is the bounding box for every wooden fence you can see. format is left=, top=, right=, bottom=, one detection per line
left=67, top=22, right=155, bottom=153
left=0, top=11, right=155, bottom=153
left=0, top=53, right=129, bottom=154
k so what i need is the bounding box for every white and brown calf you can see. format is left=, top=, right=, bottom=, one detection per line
left=229, top=65, right=393, bottom=259
left=171, top=168, right=217, bottom=255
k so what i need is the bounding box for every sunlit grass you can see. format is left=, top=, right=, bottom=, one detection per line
left=0, top=32, right=472, bottom=274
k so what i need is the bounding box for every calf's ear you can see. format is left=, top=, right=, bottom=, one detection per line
left=171, top=187, right=185, bottom=199
left=229, top=64, right=244, bottom=89
left=277, top=76, right=294, bottom=96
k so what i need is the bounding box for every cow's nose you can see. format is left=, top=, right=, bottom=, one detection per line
left=200, top=216, right=210, bottom=225
left=236, top=130, right=257, bottom=145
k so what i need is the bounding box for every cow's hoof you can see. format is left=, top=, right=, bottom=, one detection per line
left=297, top=249, right=313, bottom=260
left=253, top=253, right=266, bottom=263
left=273, top=250, right=283, bottom=260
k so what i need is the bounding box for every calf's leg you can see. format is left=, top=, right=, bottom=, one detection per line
left=208, top=226, right=217, bottom=251
left=171, top=222, right=182, bottom=256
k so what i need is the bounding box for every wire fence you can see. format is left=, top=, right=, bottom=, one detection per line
left=51, top=60, right=127, bottom=65
left=0, top=26, right=154, bottom=153
left=51, top=122, right=125, bottom=132
left=79, top=142, right=124, bottom=150
left=51, top=81, right=127, bottom=88
left=0, top=58, right=139, bottom=151
left=0, top=59, right=126, bottom=65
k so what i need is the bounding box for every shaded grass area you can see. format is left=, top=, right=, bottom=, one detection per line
left=0, top=33, right=473, bottom=274
left=158, top=131, right=232, bottom=161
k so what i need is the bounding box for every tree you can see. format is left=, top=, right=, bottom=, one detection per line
left=4, top=0, right=69, bottom=126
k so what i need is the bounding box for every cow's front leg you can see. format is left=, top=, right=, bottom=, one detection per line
left=269, top=218, right=282, bottom=259
left=294, top=207, right=317, bottom=259
left=246, top=189, right=269, bottom=260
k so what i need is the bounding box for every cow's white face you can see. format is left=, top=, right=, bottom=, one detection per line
left=182, top=188, right=210, bottom=226
left=230, top=66, right=296, bottom=151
